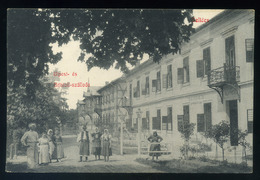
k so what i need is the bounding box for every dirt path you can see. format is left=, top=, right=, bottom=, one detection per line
left=11, top=135, right=163, bottom=173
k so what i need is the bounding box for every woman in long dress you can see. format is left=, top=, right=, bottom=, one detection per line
left=38, top=133, right=50, bottom=165
left=91, top=127, right=102, bottom=160
left=148, top=131, right=163, bottom=161
left=101, top=129, right=112, bottom=162
left=53, top=129, right=64, bottom=162
left=47, top=129, right=55, bottom=162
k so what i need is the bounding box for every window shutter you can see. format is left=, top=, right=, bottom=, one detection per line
left=162, top=116, right=168, bottom=130
left=152, top=117, right=160, bottom=130
left=196, top=60, right=204, bottom=78
left=204, top=103, right=212, bottom=131
left=162, top=74, right=167, bottom=88
left=167, top=107, right=172, bottom=131
left=203, top=48, right=211, bottom=75
left=133, top=87, right=137, bottom=97
left=246, top=39, right=254, bottom=62
left=177, top=115, right=184, bottom=132
left=177, top=68, right=184, bottom=84
left=197, top=114, right=205, bottom=132
left=247, top=109, right=253, bottom=133
left=142, top=118, right=147, bottom=130
left=183, top=105, right=190, bottom=124
left=152, top=80, right=157, bottom=92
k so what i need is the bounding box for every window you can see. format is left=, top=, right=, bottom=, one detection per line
left=196, top=47, right=211, bottom=78
left=156, top=71, right=161, bottom=92
left=163, top=107, right=173, bottom=131
left=247, top=109, right=253, bottom=133
left=152, top=109, right=161, bottom=130
left=177, top=115, right=184, bottom=132
left=133, top=80, right=140, bottom=98
left=197, top=103, right=212, bottom=132
left=167, top=65, right=173, bottom=88
left=142, top=111, right=149, bottom=130
left=246, top=39, right=254, bottom=62
left=178, top=105, right=189, bottom=132
left=183, top=57, right=190, bottom=83
left=178, top=57, right=189, bottom=84
left=145, top=76, right=150, bottom=95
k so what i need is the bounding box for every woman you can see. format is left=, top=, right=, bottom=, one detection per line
left=53, top=129, right=64, bottom=162
left=47, top=129, right=55, bottom=162
left=38, top=132, right=50, bottom=165
left=91, top=127, right=102, bottom=160
left=21, top=123, right=39, bottom=169
left=148, top=131, right=163, bottom=161
left=101, top=129, right=112, bottom=162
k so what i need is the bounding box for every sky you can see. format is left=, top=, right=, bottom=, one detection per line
left=49, top=9, right=224, bottom=109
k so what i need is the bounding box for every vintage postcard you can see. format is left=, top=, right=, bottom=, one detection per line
left=6, top=9, right=254, bottom=173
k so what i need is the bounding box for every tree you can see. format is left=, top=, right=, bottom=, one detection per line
left=238, top=129, right=251, bottom=165
left=8, top=9, right=194, bottom=98
left=53, top=9, right=194, bottom=72
left=179, top=122, right=196, bottom=159
left=206, top=121, right=230, bottom=162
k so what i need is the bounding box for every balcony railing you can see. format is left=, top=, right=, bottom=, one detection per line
left=208, top=65, right=240, bottom=86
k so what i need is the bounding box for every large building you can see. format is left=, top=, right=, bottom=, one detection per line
left=77, top=10, right=254, bottom=160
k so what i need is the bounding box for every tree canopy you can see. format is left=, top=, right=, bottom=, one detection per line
left=8, top=9, right=194, bottom=96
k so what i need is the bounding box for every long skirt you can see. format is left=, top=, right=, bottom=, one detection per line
left=79, top=141, right=89, bottom=156
left=39, top=144, right=49, bottom=164
left=101, top=141, right=112, bottom=156
left=92, top=140, right=101, bottom=155
left=26, top=143, right=38, bottom=169
left=149, top=144, right=161, bottom=156
left=52, top=142, right=64, bottom=159
left=49, top=141, right=55, bottom=159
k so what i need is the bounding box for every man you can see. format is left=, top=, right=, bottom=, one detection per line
left=77, top=125, right=90, bottom=162
left=21, top=123, right=39, bottom=169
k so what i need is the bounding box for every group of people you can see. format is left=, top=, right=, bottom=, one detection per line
left=77, top=125, right=112, bottom=162
left=20, top=123, right=64, bottom=168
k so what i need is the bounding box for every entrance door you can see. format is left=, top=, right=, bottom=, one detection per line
left=225, top=36, right=236, bottom=82
left=228, top=100, right=238, bottom=146
left=225, top=36, right=236, bottom=67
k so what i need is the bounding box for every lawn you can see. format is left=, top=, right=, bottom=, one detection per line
left=135, top=157, right=252, bottom=173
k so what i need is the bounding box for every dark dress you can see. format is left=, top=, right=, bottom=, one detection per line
left=77, top=131, right=90, bottom=156
left=91, top=132, right=102, bottom=155
left=101, top=134, right=112, bottom=156
left=148, top=135, right=163, bottom=156
left=53, top=135, right=64, bottom=159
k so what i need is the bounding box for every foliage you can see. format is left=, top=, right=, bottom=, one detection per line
left=54, top=9, right=194, bottom=72
left=8, top=9, right=194, bottom=99
left=237, top=129, right=251, bottom=164
left=206, top=121, right=230, bottom=161
left=7, top=75, right=68, bottom=146
left=179, top=122, right=196, bottom=142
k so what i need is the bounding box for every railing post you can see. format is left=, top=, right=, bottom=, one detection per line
left=120, top=120, right=123, bottom=155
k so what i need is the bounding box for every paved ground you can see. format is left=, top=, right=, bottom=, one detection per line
left=6, top=135, right=163, bottom=173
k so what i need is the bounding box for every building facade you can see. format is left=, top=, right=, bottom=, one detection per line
left=78, top=10, right=254, bottom=160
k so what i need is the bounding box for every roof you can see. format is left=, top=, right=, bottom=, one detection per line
left=77, top=100, right=85, bottom=105
left=83, top=86, right=102, bottom=97
left=97, top=76, right=126, bottom=93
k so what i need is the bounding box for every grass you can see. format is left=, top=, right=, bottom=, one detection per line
left=135, top=157, right=252, bottom=173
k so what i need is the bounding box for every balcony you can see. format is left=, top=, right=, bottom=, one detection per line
left=94, top=103, right=102, bottom=117
left=208, top=65, right=240, bottom=87
left=207, top=65, right=240, bottom=103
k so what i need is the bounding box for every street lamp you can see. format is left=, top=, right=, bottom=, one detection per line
left=136, top=108, right=143, bottom=155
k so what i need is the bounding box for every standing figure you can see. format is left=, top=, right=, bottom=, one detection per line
left=148, top=131, right=163, bottom=161
left=53, top=128, right=64, bottom=162
left=38, top=132, right=50, bottom=165
left=21, top=123, right=39, bottom=169
left=47, top=129, right=55, bottom=162
left=77, top=125, right=90, bottom=162
left=101, top=129, right=112, bottom=162
left=91, top=127, right=102, bottom=160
